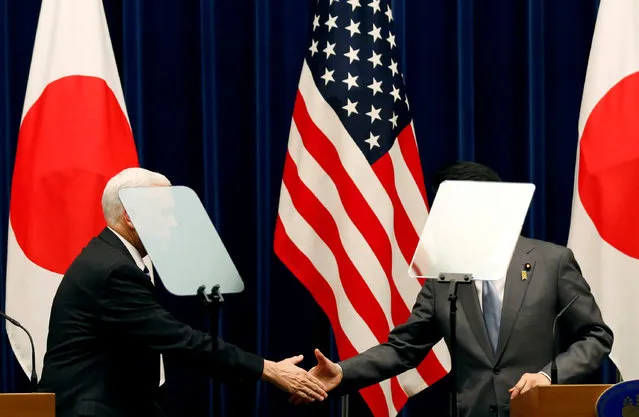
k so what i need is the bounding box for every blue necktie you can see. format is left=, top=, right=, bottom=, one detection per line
left=143, top=266, right=153, bottom=283
left=482, top=280, right=502, bottom=353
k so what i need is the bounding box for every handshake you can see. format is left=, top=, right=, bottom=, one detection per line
left=261, top=348, right=343, bottom=404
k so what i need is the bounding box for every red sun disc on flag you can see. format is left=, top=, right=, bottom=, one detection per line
left=578, top=71, right=639, bottom=259
left=10, top=75, right=139, bottom=274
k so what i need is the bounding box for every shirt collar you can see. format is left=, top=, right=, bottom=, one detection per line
left=108, top=227, right=147, bottom=272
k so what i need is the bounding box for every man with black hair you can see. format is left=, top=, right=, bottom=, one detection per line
left=293, top=161, right=613, bottom=417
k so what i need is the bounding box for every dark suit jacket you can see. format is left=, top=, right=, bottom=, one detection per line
left=339, top=237, right=613, bottom=417
left=38, top=228, right=264, bottom=417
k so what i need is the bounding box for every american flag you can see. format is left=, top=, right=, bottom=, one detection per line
left=274, top=0, right=450, bottom=415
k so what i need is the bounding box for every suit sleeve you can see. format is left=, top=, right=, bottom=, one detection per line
left=99, top=263, right=264, bottom=382
left=337, top=279, right=442, bottom=393
left=540, top=248, right=613, bottom=383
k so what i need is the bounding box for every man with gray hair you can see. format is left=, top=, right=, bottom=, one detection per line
left=38, top=167, right=327, bottom=417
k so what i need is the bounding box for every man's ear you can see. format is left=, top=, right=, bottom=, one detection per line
left=123, top=211, right=136, bottom=230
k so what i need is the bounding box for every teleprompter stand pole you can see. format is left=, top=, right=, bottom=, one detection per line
left=198, top=284, right=225, bottom=416
left=437, top=273, right=473, bottom=417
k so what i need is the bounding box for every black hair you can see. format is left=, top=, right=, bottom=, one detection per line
left=430, top=161, right=501, bottom=194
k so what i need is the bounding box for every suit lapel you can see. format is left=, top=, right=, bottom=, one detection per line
left=98, top=227, right=136, bottom=264
left=494, top=238, right=536, bottom=361
left=99, top=228, right=158, bottom=293
left=458, top=281, right=495, bottom=362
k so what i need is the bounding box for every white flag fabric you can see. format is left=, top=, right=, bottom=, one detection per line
left=567, top=0, right=639, bottom=380
left=4, top=0, right=166, bottom=384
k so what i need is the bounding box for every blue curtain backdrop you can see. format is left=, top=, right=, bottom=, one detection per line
left=0, top=0, right=612, bottom=416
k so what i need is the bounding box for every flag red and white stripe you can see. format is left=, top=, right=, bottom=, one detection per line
left=567, top=0, right=639, bottom=380
left=275, top=16, right=451, bottom=415
left=5, top=0, right=141, bottom=380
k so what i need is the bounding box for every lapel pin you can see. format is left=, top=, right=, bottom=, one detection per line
left=521, top=263, right=531, bottom=281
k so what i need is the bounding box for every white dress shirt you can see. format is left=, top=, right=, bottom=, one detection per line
left=107, top=227, right=165, bottom=385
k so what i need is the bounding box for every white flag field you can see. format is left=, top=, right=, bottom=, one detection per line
left=5, top=0, right=141, bottom=380
left=568, top=0, right=639, bottom=380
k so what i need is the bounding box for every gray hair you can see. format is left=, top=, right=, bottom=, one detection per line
left=101, top=167, right=171, bottom=226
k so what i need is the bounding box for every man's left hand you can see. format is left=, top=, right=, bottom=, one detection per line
left=508, top=373, right=550, bottom=399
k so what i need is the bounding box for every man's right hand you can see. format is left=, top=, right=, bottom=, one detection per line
left=290, top=348, right=343, bottom=405
left=261, top=354, right=328, bottom=402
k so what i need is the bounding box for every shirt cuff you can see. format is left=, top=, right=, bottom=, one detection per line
left=538, top=371, right=551, bottom=382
